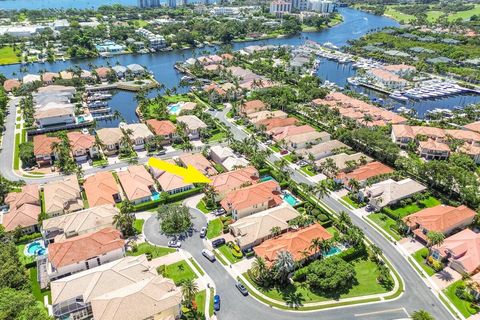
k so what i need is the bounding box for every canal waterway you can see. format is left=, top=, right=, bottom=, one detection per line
left=0, top=7, right=478, bottom=125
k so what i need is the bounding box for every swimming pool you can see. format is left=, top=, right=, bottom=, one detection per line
left=167, top=103, right=183, bottom=115
left=26, top=241, right=46, bottom=257
left=77, top=116, right=85, bottom=123
left=282, top=191, right=300, bottom=206
left=151, top=192, right=161, bottom=201
left=324, top=246, right=343, bottom=257
left=260, top=175, right=275, bottom=182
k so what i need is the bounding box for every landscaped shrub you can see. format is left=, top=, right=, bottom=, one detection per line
left=156, top=265, right=166, bottom=276
left=292, top=267, right=308, bottom=282
left=318, top=213, right=329, bottom=222
left=15, top=232, right=42, bottom=244
left=166, top=187, right=203, bottom=203
left=245, top=251, right=255, bottom=258
left=337, top=246, right=367, bottom=262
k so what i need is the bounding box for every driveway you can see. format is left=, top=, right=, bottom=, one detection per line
left=431, top=267, right=462, bottom=290
left=399, top=237, right=425, bottom=255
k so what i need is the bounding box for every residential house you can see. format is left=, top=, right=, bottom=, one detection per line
left=210, top=145, right=236, bottom=165
left=418, top=139, right=451, bottom=160
left=240, top=100, right=267, bottom=116
left=150, top=159, right=194, bottom=195
left=176, top=115, right=207, bottom=139
left=33, top=134, right=60, bottom=166
left=145, top=119, right=177, bottom=145
left=336, top=161, right=394, bottom=186
left=3, top=79, right=21, bottom=92
left=270, top=125, right=316, bottom=141
left=83, top=172, right=122, bottom=207
left=366, top=68, right=408, bottom=90
left=43, top=176, right=84, bottom=217
left=315, top=152, right=372, bottom=175
left=42, top=72, right=59, bottom=85
left=34, top=103, right=76, bottom=128
left=121, top=123, right=154, bottom=150
left=178, top=153, right=217, bottom=176
left=96, top=128, right=125, bottom=156
left=182, top=102, right=197, bottom=112
left=404, top=205, right=476, bottom=243
left=1, top=185, right=41, bottom=234
left=210, top=166, right=259, bottom=201
left=247, top=110, right=288, bottom=125
left=47, top=228, right=124, bottom=281
left=127, top=64, right=145, bottom=75
left=229, top=204, right=299, bottom=249
left=255, top=117, right=299, bottom=131
left=220, top=180, right=283, bottom=220
left=297, top=140, right=348, bottom=161
left=221, top=156, right=250, bottom=171
left=362, top=178, right=426, bottom=211
left=382, top=64, right=416, bottom=76
left=42, top=205, right=119, bottom=244
left=117, top=165, right=156, bottom=204
left=432, top=229, right=480, bottom=275
left=254, top=223, right=333, bottom=265
left=284, top=131, right=330, bottom=150
left=23, top=74, right=41, bottom=83
left=67, top=132, right=99, bottom=162
left=111, top=65, right=127, bottom=78
left=50, top=255, right=181, bottom=320
left=95, top=67, right=111, bottom=80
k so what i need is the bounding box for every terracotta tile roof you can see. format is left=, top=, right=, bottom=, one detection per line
left=230, top=204, right=299, bottom=248
left=145, top=120, right=176, bottom=136
left=464, top=121, right=480, bottom=134
left=383, top=64, right=416, bottom=73
left=404, top=205, right=476, bottom=235
left=118, top=165, right=155, bottom=202
left=419, top=139, right=451, bottom=152
left=209, top=166, right=258, bottom=196
left=369, top=68, right=407, bottom=83
left=435, top=229, right=480, bottom=274
left=459, top=143, right=480, bottom=157
left=271, top=125, right=316, bottom=141
left=2, top=185, right=40, bottom=231
left=60, top=71, right=73, bottom=80
left=33, top=134, right=60, bottom=156
left=67, top=132, right=95, bottom=153
left=256, top=117, right=299, bottom=131
left=3, top=79, right=21, bottom=92
left=220, top=180, right=282, bottom=212
left=95, top=67, right=111, bottom=78
left=445, top=129, right=480, bottom=143
left=337, top=161, right=394, bottom=182
left=240, top=100, right=267, bottom=115
left=247, top=110, right=287, bottom=124
left=48, top=228, right=124, bottom=269
left=42, top=72, right=59, bottom=83
left=151, top=160, right=193, bottom=192
left=178, top=153, right=217, bottom=176
left=221, top=53, right=234, bottom=60
left=254, top=223, right=332, bottom=264
left=84, top=172, right=120, bottom=207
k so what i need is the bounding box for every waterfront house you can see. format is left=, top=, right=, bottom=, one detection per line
left=176, top=115, right=207, bottom=139
left=362, top=178, right=426, bottom=211
left=150, top=159, right=194, bottom=195
left=209, top=166, right=259, bottom=201
left=43, top=175, right=84, bottom=217
left=95, top=41, right=125, bottom=54
left=382, top=64, right=416, bottom=77
left=1, top=185, right=41, bottom=234
left=178, top=153, right=217, bottom=176
left=111, top=65, right=127, bottom=78
left=254, top=223, right=333, bottom=265
left=315, top=152, right=372, bottom=175
left=121, top=123, right=154, bottom=150
left=42, top=205, right=119, bottom=244
left=418, top=139, right=451, bottom=160
left=47, top=228, right=125, bottom=280
left=297, top=140, right=348, bottom=161
left=146, top=119, right=177, bottom=144
left=23, top=74, right=41, bottom=84
left=336, top=161, right=394, bottom=186
left=34, top=102, right=76, bottom=128
left=67, top=131, right=99, bottom=162
left=118, top=165, right=156, bottom=205
left=229, top=204, right=299, bottom=250
left=95, top=67, right=111, bottom=80
left=83, top=172, right=122, bottom=207
left=3, top=79, right=21, bottom=92
left=127, top=64, right=145, bottom=75
left=33, top=134, right=60, bottom=166
left=431, top=229, right=480, bottom=275
left=403, top=205, right=476, bottom=243
left=42, top=72, right=59, bottom=85
left=220, top=180, right=283, bottom=220
left=96, top=128, right=125, bottom=156
left=366, top=68, right=408, bottom=90
left=240, top=100, right=267, bottom=116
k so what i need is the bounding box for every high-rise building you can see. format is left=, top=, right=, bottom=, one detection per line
left=307, top=0, right=336, bottom=13
left=137, top=0, right=161, bottom=8
left=291, top=0, right=308, bottom=11
left=269, top=1, right=292, bottom=16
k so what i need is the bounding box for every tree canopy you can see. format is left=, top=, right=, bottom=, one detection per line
left=157, top=204, right=193, bottom=236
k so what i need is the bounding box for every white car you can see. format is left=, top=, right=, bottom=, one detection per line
left=168, top=240, right=181, bottom=248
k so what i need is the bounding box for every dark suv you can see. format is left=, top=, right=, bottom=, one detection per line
left=211, top=238, right=225, bottom=248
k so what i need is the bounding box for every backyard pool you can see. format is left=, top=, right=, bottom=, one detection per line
left=25, top=240, right=47, bottom=257
left=151, top=192, right=161, bottom=201
left=167, top=103, right=183, bottom=115
left=282, top=191, right=300, bottom=206
left=260, top=175, right=275, bottom=182
left=324, top=246, right=343, bottom=258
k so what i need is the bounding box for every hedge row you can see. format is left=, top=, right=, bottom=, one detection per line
left=132, top=187, right=203, bottom=212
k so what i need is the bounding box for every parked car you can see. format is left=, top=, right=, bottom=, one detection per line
left=211, top=238, right=225, bottom=248
left=157, top=149, right=166, bottom=155
left=214, top=208, right=226, bottom=216
left=213, top=295, right=221, bottom=311
left=235, top=282, right=248, bottom=296
left=168, top=240, right=181, bottom=248
left=187, top=227, right=194, bottom=236
left=296, top=160, right=308, bottom=166
left=202, top=249, right=216, bottom=262
left=280, top=149, right=289, bottom=155
left=200, top=227, right=207, bottom=238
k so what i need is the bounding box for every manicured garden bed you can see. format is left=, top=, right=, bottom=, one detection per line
left=206, top=218, right=223, bottom=239
left=133, top=219, right=145, bottom=234
left=412, top=248, right=436, bottom=277
left=341, top=195, right=364, bottom=209
left=196, top=200, right=211, bottom=214
left=382, top=196, right=441, bottom=219
left=444, top=280, right=480, bottom=318
left=126, top=243, right=175, bottom=259
left=164, top=260, right=197, bottom=285
left=300, top=165, right=316, bottom=177
left=217, top=244, right=243, bottom=264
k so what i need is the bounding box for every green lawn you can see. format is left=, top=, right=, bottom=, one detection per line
left=448, top=4, right=480, bottom=21
left=208, top=131, right=227, bottom=142
left=14, top=132, right=20, bottom=170
left=0, top=46, right=21, bottom=65
left=444, top=280, right=480, bottom=317
left=17, top=244, right=35, bottom=266
left=206, top=218, right=223, bottom=239
left=126, top=242, right=175, bottom=259
left=189, top=258, right=205, bottom=276
left=384, top=6, right=416, bottom=22
left=412, top=248, right=436, bottom=277
left=217, top=244, right=243, bottom=264
left=270, top=145, right=281, bottom=152
left=213, top=163, right=225, bottom=173
left=300, top=165, right=316, bottom=177
left=29, top=268, right=51, bottom=304
left=341, top=195, right=361, bottom=209
left=367, top=213, right=402, bottom=241
left=92, top=158, right=108, bottom=167
left=196, top=200, right=211, bottom=214
left=133, top=219, right=145, bottom=234
left=283, top=154, right=294, bottom=163
left=244, top=259, right=391, bottom=303
left=383, top=196, right=440, bottom=219
left=194, top=290, right=206, bottom=315
left=209, top=288, right=214, bottom=316
left=164, top=260, right=197, bottom=285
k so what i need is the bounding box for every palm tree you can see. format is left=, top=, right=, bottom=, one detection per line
left=348, top=178, right=361, bottom=197
left=314, top=180, right=330, bottom=199
left=181, top=278, right=199, bottom=309
left=270, top=226, right=281, bottom=238
left=376, top=263, right=390, bottom=283
left=411, top=310, right=435, bottom=320
left=250, top=256, right=269, bottom=285
left=274, top=250, right=295, bottom=284
left=426, top=231, right=445, bottom=251
left=309, top=237, right=323, bottom=257
left=203, top=185, right=218, bottom=207
left=113, top=201, right=135, bottom=236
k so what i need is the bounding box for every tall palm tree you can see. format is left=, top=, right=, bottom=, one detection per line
left=113, top=201, right=135, bottom=236
left=250, top=256, right=269, bottom=285
left=411, top=310, right=435, bottom=320
left=181, top=278, right=199, bottom=308
left=314, top=180, right=330, bottom=199
left=309, top=237, right=323, bottom=257
left=426, top=231, right=445, bottom=251
left=270, top=226, right=281, bottom=238
left=274, top=250, right=295, bottom=285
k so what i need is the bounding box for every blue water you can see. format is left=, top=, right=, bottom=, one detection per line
left=282, top=191, right=300, bottom=206
left=151, top=192, right=160, bottom=201
left=259, top=175, right=274, bottom=182
left=168, top=103, right=182, bottom=115
left=324, top=246, right=343, bottom=257
left=0, top=8, right=402, bottom=125
left=26, top=241, right=46, bottom=256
